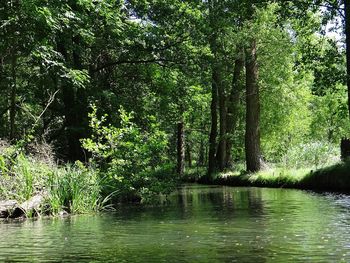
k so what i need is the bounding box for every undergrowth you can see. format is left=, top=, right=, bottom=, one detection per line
left=0, top=143, right=106, bottom=216
left=0, top=137, right=178, bottom=217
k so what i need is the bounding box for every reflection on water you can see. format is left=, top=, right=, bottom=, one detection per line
left=1, top=185, right=350, bottom=262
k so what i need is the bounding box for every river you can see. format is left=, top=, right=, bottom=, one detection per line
left=1, top=185, right=350, bottom=262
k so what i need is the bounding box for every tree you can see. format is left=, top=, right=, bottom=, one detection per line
left=344, top=0, right=350, bottom=119
left=245, top=39, right=262, bottom=172
left=225, top=50, right=244, bottom=168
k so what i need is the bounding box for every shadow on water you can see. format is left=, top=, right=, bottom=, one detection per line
left=1, top=184, right=350, bottom=262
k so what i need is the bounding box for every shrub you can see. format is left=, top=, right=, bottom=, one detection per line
left=82, top=105, right=175, bottom=202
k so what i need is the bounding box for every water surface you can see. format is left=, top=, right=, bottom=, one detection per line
left=1, top=185, right=350, bottom=262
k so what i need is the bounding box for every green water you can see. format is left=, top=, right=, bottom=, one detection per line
left=1, top=185, right=350, bottom=262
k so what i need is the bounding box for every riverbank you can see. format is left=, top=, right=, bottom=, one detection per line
left=1, top=138, right=348, bottom=219
left=185, top=162, right=350, bottom=192
left=0, top=142, right=177, bottom=219
left=0, top=157, right=103, bottom=218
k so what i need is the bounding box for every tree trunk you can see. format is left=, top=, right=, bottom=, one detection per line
left=198, top=135, right=205, bottom=166
left=345, top=0, right=350, bottom=120
left=9, top=56, right=16, bottom=140
left=207, top=0, right=219, bottom=179
left=208, top=68, right=219, bottom=178
left=245, top=40, right=262, bottom=172
left=226, top=52, right=244, bottom=168
left=57, top=40, right=78, bottom=161
left=21, top=194, right=44, bottom=212
left=57, top=35, right=87, bottom=161
left=341, top=138, right=350, bottom=161
left=71, top=35, right=88, bottom=161
left=0, top=193, right=45, bottom=218
left=177, top=122, right=185, bottom=176
left=62, top=84, right=82, bottom=161
left=186, top=143, right=192, bottom=168
left=216, top=78, right=227, bottom=171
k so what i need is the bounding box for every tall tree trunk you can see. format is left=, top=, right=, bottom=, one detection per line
left=62, top=81, right=79, bottom=161
left=216, top=79, right=227, bottom=171
left=57, top=39, right=83, bottom=161
left=53, top=1, right=88, bottom=161
left=9, top=56, right=16, bottom=140
left=225, top=52, right=244, bottom=167
left=56, top=30, right=88, bottom=162
left=345, top=0, right=350, bottom=120
left=208, top=68, right=219, bottom=178
left=177, top=122, right=185, bottom=176
left=207, top=0, right=219, bottom=179
left=245, top=40, right=262, bottom=172
left=72, top=35, right=88, bottom=161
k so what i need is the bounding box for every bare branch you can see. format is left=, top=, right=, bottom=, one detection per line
left=34, top=90, right=60, bottom=126
left=19, top=90, right=59, bottom=127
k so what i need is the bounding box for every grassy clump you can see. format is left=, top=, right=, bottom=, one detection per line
left=280, top=141, right=339, bottom=170
left=206, top=142, right=348, bottom=191
left=245, top=163, right=350, bottom=191
left=0, top=143, right=105, bottom=216
left=0, top=147, right=50, bottom=203
left=47, top=163, right=102, bottom=215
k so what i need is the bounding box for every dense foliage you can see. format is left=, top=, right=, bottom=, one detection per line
left=1, top=0, right=349, bottom=213
left=82, top=105, right=176, bottom=202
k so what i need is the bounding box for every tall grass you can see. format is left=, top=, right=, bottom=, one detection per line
left=0, top=143, right=109, bottom=216
left=0, top=151, right=49, bottom=202
left=47, top=164, right=102, bottom=215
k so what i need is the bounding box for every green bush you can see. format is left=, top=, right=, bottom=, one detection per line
left=82, top=105, right=175, bottom=202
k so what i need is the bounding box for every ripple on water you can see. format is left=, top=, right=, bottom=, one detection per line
left=1, top=186, right=350, bottom=262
